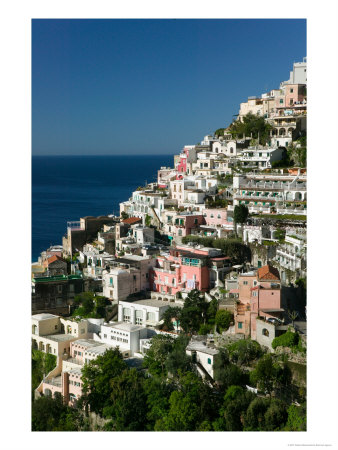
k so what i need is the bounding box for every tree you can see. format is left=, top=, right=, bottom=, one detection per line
left=214, top=127, right=226, bottom=137
left=272, top=330, right=299, bottom=350
left=219, top=385, right=255, bottom=431
left=213, top=349, right=244, bottom=390
left=274, top=228, right=286, bottom=242
left=159, top=390, right=200, bottom=431
left=263, top=399, right=288, bottom=431
left=213, top=238, right=251, bottom=265
left=143, top=334, right=174, bottom=376
left=143, top=376, right=174, bottom=430
left=250, top=354, right=291, bottom=396
left=229, top=113, right=272, bottom=145
left=103, top=369, right=148, bottom=431
left=249, top=354, right=275, bottom=395
left=227, top=339, right=263, bottom=366
left=120, top=211, right=129, bottom=220
left=161, top=306, right=181, bottom=331
left=179, top=289, right=208, bottom=334
left=287, top=310, right=299, bottom=327
left=284, top=403, right=306, bottom=431
left=158, top=371, right=217, bottom=431
left=165, top=335, right=192, bottom=377
left=243, top=397, right=270, bottom=431
left=234, top=204, right=249, bottom=230
left=32, top=395, right=68, bottom=431
left=79, top=348, right=127, bottom=414
left=215, top=310, right=233, bottom=333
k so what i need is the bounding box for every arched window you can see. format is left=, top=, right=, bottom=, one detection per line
left=44, top=388, right=52, bottom=397
left=262, top=328, right=269, bottom=337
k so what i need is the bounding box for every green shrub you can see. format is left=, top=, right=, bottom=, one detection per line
left=272, top=330, right=299, bottom=350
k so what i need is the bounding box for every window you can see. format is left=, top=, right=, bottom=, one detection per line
left=104, top=334, right=107, bottom=338
left=55, top=325, right=58, bottom=330
left=243, top=281, right=248, bottom=285
left=136, top=310, right=143, bottom=325
left=207, top=358, right=211, bottom=365
left=290, top=88, right=294, bottom=93
left=238, top=322, right=243, bottom=329
left=147, top=312, right=156, bottom=322
left=279, top=99, right=283, bottom=104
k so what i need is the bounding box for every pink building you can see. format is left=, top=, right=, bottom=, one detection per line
left=284, top=84, right=306, bottom=108
left=150, top=248, right=210, bottom=295
left=235, top=265, right=282, bottom=339
left=165, top=213, right=205, bottom=238
left=203, top=208, right=233, bottom=228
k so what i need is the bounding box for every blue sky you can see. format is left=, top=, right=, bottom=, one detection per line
left=32, top=19, right=306, bottom=155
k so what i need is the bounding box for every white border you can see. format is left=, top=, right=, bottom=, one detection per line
left=1, top=1, right=338, bottom=449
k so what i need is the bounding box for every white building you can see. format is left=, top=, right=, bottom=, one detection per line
left=31, top=314, right=90, bottom=357
left=233, top=172, right=307, bottom=215
left=238, top=146, right=284, bottom=169
left=280, top=57, right=307, bottom=87
left=100, top=322, right=149, bottom=356
left=130, top=224, right=155, bottom=245
left=186, top=339, right=219, bottom=379
left=118, top=298, right=178, bottom=327
left=275, top=232, right=307, bottom=282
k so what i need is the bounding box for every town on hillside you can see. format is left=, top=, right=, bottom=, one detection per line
left=32, top=58, right=307, bottom=432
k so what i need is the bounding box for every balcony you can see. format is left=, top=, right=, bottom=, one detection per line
left=238, top=182, right=306, bottom=191
left=154, top=279, right=177, bottom=287
left=43, top=376, right=62, bottom=387
left=67, top=221, right=84, bottom=231
left=154, top=267, right=177, bottom=274
left=234, top=194, right=280, bottom=202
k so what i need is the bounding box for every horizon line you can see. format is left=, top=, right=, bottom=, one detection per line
left=32, top=153, right=177, bottom=156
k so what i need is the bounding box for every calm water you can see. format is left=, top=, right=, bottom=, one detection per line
left=32, top=155, right=174, bottom=261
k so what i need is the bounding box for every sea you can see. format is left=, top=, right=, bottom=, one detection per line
left=32, top=155, right=174, bottom=262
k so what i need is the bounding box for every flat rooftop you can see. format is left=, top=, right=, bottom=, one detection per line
left=86, top=344, right=111, bottom=355
left=72, top=339, right=103, bottom=348
left=117, top=255, right=149, bottom=262
left=45, top=334, right=75, bottom=343
left=102, top=322, right=144, bottom=332
left=186, top=341, right=219, bottom=356
left=32, top=313, right=59, bottom=321
left=124, top=298, right=183, bottom=309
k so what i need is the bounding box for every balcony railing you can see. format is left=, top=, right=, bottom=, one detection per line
left=43, top=377, right=62, bottom=387
left=238, top=182, right=306, bottom=191
left=67, top=221, right=84, bottom=231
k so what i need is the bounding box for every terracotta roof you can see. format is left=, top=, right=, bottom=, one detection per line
left=257, top=265, right=280, bottom=281
left=46, top=255, right=65, bottom=265
left=122, top=217, right=142, bottom=225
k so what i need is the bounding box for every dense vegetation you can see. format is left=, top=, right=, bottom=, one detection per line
left=32, top=340, right=305, bottom=431
left=228, top=113, right=272, bottom=145
left=72, top=292, right=109, bottom=319
left=32, top=289, right=306, bottom=431
left=32, top=349, right=57, bottom=394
